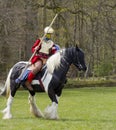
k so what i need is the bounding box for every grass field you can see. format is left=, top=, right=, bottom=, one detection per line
left=1, top=87, right=116, bottom=130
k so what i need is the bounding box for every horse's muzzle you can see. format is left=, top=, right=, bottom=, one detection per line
left=83, top=66, right=87, bottom=72
left=77, top=64, right=87, bottom=72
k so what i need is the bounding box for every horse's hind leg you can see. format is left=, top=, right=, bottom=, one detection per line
left=28, top=91, right=44, bottom=118
left=2, top=81, right=18, bottom=119
left=2, top=94, right=13, bottom=119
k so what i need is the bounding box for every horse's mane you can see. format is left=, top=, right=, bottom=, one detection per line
left=46, top=51, right=62, bottom=73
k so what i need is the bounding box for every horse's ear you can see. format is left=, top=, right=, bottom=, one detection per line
left=76, top=44, right=79, bottom=51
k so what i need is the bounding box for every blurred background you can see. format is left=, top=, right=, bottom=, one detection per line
left=0, top=0, right=116, bottom=84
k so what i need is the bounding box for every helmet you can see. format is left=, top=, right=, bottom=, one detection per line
left=44, top=26, right=54, bottom=34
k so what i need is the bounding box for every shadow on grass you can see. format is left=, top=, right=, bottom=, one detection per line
left=57, top=118, right=116, bottom=123
left=7, top=116, right=116, bottom=123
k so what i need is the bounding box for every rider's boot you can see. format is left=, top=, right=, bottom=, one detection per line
left=25, top=71, right=35, bottom=91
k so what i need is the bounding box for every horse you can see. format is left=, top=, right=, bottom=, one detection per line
left=0, top=46, right=87, bottom=120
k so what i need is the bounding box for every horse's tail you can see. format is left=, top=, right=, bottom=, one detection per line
left=0, top=68, right=12, bottom=98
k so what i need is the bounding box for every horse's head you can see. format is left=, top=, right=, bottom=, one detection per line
left=73, top=46, right=87, bottom=72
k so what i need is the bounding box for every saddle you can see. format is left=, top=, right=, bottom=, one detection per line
left=14, top=63, right=47, bottom=90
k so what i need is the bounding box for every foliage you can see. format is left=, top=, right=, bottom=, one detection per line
left=0, top=0, right=116, bottom=78
left=66, top=78, right=116, bottom=88
left=94, top=61, right=113, bottom=77
left=1, top=88, right=116, bottom=130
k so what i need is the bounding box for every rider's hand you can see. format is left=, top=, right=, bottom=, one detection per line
left=35, top=46, right=39, bottom=51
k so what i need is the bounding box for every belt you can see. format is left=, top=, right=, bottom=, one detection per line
left=36, top=52, right=49, bottom=57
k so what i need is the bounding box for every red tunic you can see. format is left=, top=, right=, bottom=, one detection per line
left=31, top=39, right=57, bottom=64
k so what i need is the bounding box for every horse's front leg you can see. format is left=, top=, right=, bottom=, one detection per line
left=44, top=87, right=59, bottom=120
left=28, top=91, right=44, bottom=118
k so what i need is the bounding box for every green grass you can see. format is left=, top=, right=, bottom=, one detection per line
left=1, top=87, right=116, bottom=130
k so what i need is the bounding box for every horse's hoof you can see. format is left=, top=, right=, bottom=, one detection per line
left=2, top=114, right=12, bottom=119
left=44, top=108, right=59, bottom=120
left=44, top=114, right=59, bottom=120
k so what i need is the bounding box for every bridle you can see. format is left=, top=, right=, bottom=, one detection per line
left=73, top=49, right=83, bottom=71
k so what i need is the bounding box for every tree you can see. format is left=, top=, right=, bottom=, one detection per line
left=0, top=0, right=116, bottom=79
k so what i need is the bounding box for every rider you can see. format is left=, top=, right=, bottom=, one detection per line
left=16, top=26, right=60, bottom=91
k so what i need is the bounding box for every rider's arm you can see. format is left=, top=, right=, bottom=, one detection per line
left=50, top=44, right=60, bottom=54
left=32, top=39, right=41, bottom=53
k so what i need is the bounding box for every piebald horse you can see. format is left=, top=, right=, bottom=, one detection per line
left=0, top=46, right=87, bottom=119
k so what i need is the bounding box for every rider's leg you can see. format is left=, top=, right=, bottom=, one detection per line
left=28, top=60, right=43, bottom=81
left=25, top=60, right=43, bottom=90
